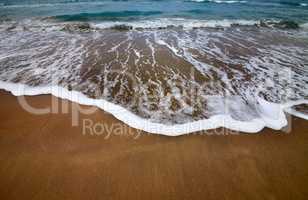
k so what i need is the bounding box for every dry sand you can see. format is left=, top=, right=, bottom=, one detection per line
left=0, top=90, right=308, bottom=200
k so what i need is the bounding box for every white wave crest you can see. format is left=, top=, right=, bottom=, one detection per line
left=301, top=23, right=308, bottom=29
left=93, top=18, right=258, bottom=30
left=191, top=0, right=247, bottom=3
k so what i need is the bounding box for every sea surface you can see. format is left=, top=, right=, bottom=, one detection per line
left=0, top=0, right=308, bottom=135
left=0, top=0, right=308, bottom=23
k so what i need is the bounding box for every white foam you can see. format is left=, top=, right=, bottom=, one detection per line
left=190, top=0, right=206, bottom=2
left=285, top=108, right=308, bottom=120
left=301, top=23, right=308, bottom=29
left=0, top=27, right=308, bottom=136
left=1, top=80, right=307, bottom=136
left=191, top=0, right=247, bottom=3
left=93, top=18, right=258, bottom=30
left=209, top=0, right=247, bottom=3
left=283, top=100, right=308, bottom=120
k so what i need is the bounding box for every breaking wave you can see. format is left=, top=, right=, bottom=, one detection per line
left=0, top=25, right=307, bottom=135
left=0, top=18, right=305, bottom=32
left=190, top=0, right=247, bottom=3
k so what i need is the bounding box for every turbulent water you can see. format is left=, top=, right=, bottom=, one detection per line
left=0, top=0, right=308, bottom=135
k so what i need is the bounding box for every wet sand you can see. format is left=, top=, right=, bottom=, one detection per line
left=0, top=90, right=308, bottom=200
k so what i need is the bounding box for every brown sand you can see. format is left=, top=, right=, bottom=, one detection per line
left=0, top=90, right=308, bottom=200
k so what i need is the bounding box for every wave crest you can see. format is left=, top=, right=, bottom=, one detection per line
left=190, top=0, right=247, bottom=4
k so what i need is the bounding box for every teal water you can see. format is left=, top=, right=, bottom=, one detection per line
left=0, top=0, right=308, bottom=24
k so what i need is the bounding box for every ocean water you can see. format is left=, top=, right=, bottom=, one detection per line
left=0, top=0, right=308, bottom=135
left=0, top=0, right=308, bottom=23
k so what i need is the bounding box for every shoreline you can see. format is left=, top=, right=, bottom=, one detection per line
left=1, top=90, right=308, bottom=199
left=1, top=82, right=308, bottom=136
left=1, top=1, right=308, bottom=198
left=1, top=89, right=306, bottom=136
left=1, top=24, right=307, bottom=136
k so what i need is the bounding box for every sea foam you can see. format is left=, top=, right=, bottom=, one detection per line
left=0, top=26, right=307, bottom=136
left=1, top=80, right=307, bottom=135
left=93, top=18, right=258, bottom=30
left=190, top=0, right=247, bottom=3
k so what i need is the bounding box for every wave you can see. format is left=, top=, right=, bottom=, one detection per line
left=64, top=19, right=303, bottom=31
left=1, top=18, right=306, bottom=33
left=279, top=1, right=308, bottom=7
left=1, top=80, right=307, bottom=135
left=190, top=0, right=247, bottom=3
left=0, top=25, right=307, bottom=135
left=1, top=18, right=305, bottom=33
left=92, top=18, right=259, bottom=29
left=302, top=22, right=308, bottom=29
left=189, top=0, right=307, bottom=7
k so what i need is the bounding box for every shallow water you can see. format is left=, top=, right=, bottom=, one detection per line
left=0, top=0, right=308, bottom=135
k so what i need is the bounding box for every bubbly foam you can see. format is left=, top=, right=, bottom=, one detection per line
left=190, top=0, right=247, bottom=3
left=93, top=18, right=258, bottom=30
left=1, top=80, right=308, bottom=135
left=1, top=18, right=305, bottom=33
left=0, top=26, right=307, bottom=135
left=1, top=80, right=307, bottom=135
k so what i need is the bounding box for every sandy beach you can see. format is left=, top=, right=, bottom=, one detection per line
left=0, top=90, right=308, bottom=200
left=1, top=0, right=308, bottom=199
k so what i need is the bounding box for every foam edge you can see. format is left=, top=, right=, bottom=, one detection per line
left=0, top=80, right=307, bottom=136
